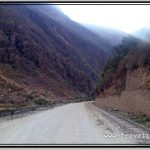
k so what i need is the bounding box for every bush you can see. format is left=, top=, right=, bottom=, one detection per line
left=140, top=49, right=150, bottom=65
left=83, top=96, right=93, bottom=101
left=7, top=83, right=23, bottom=91
left=23, top=94, right=34, bottom=100
left=126, top=60, right=139, bottom=71
left=34, top=98, right=48, bottom=106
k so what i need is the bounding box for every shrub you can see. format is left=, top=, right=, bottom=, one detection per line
left=7, top=83, right=23, bottom=91
left=142, top=82, right=150, bottom=90
left=140, top=49, right=150, bottom=65
left=23, top=94, right=34, bottom=100
left=34, top=98, right=48, bottom=106
left=83, top=96, right=93, bottom=101
left=126, top=60, right=139, bottom=71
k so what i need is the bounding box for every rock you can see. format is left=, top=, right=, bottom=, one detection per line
left=114, top=108, right=119, bottom=111
left=8, top=88, right=12, bottom=92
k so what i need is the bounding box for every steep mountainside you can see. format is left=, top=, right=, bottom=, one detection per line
left=96, top=35, right=150, bottom=117
left=0, top=4, right=125, bottom=110
left=82, top=24, right=127, bottom=48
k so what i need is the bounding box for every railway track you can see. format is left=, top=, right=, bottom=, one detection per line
left=85, top=102, right=150, bottom=144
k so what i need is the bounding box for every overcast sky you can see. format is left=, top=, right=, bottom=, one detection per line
left=59, top=5, right=150, bottom=33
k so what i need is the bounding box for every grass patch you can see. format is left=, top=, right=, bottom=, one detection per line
left=0, top=108, right=15, bottom=116
left=129, top=113, right=150, bottom=128
left=109, top=108, right=150, bottom=128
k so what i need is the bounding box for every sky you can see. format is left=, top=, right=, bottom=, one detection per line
left=59, top=5, right=150, bottom=33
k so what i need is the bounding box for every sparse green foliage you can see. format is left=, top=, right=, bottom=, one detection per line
left=83, top=96, right=93, bottom=101
left=126, top=55, right=139, bottom=71
left=34, top=98, right=49, bottom=106
left=140, top=49, right=150, bottom=65
left=23, top=94, right=34, bottom=100
left=96, top=36, right=140, bottom=94
left=129, top=113, right=150, bottom=128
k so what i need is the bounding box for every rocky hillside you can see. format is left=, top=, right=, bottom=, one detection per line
left=0, top=4, right=125, bottom=110
left=96, top=35, right=150, bottom=117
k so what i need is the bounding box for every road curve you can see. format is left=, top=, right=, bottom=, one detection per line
left=0, top=102, right=144, bottom=144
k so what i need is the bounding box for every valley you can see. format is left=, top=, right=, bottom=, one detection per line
left=0, top=4, right=149, bottom=145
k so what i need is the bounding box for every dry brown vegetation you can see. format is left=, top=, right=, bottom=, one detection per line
left=0, top=64, right=83, bottom=113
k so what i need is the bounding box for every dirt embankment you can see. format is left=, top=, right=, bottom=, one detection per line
left=96, top=67, right=150, bottom=116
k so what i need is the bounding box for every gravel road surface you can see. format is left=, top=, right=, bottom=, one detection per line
left=0, top=102, right=147, bottom=144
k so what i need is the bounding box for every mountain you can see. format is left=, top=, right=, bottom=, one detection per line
left=133, top=25, right=150, bottom=43
left=0, top=4, right=125, bottom=110
left=81, top=24, right=127, bottom=48
left=95, top=35, right=150, bottom=117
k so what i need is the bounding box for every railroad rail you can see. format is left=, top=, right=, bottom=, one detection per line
left=85, top=102, right=150, bottom=144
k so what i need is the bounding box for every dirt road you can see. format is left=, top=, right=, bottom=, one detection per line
left=0, top=102, right=148, bottom=144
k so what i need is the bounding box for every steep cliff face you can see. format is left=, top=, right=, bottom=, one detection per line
left=96, top=67, right=150, bottom=116
left=126, top=67, right=150, bottom=91
left=98, top=65, right=150, bottom=96
left=96, top=36, right=150, bottom=116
